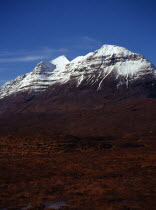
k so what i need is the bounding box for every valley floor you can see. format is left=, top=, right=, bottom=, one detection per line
left=0, top=135, right=155, bottom=210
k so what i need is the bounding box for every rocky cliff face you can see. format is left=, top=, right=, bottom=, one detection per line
left=0, top=45, right=156, bottom=101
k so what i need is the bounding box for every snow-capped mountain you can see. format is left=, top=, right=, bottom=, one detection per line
left=0, top=56, right=70, bottom=98
left=57, top=45, right=156, bottom=89
left=0, top=45, right=156, bottom=99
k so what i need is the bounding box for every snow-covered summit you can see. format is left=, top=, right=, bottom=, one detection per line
left=50, top=56, right=70, bottom=70
left=32, top=61, right=55, bottom=74
left=94, top=44, right=134, bottom=57
left=0, top=45, right=156, bottom=99
left=71, top=56, right=84, bottom=63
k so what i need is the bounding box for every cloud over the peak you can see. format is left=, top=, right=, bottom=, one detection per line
left=63, top=36, right=102, bottom=51
left=0, top=47, right=69, bottom=63
left=0, top=56, right=44, bottom=63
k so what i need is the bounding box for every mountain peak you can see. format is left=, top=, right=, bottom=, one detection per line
left=95, top=44, right=134, bottom=57
left=32, top=61, right=55, bottom=74
left=50, top=55, right=70, bottom=69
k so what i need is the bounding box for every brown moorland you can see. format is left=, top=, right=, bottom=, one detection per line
left=0, top=98, right=156, bottom=209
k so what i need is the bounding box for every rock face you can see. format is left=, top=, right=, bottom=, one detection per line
left=0, top=45, right=156, bottom=101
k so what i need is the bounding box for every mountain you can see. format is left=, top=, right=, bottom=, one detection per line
left=0, top=44, right=156, bottom=114
left=0, top=45, right=156, bottom=100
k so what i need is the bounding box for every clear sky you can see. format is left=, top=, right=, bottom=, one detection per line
left=0, top=0, right=156, bottom=85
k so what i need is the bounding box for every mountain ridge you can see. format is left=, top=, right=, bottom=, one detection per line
left=0, top=44, right=156, bottom=100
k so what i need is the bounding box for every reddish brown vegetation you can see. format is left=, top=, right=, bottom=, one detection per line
left=0, top=98, right=156, bottom=209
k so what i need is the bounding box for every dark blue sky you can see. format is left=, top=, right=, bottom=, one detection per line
left=0, top=0, right=156, bottom=85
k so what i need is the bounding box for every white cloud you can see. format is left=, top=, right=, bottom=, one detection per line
left=64, top=36, right=102, bottom=51
left=0, top=47, right=69, bottom=63
left=0, top=56, right=44, bottom=63
left=81, top=36, right=101, bottom=44
left=0, top=37, right=102, bottom=64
